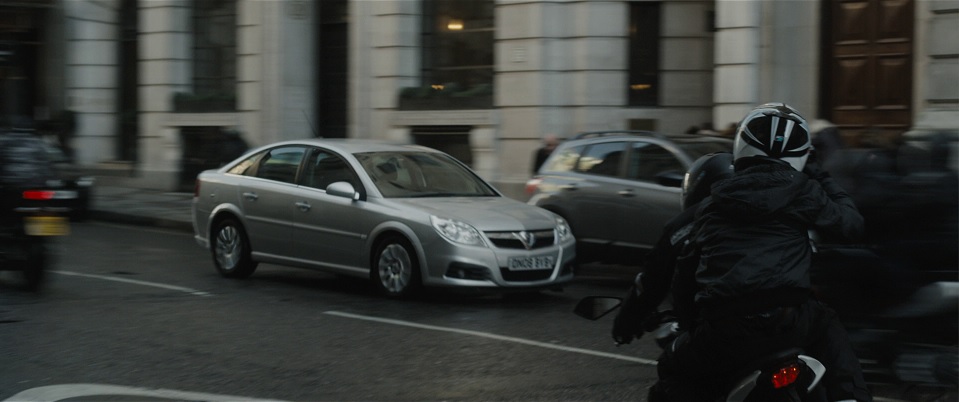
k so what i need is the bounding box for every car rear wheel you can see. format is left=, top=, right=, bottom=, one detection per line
left=372, top=235, right=421, bottom=297
left=211, top=217, right=257, bottom=278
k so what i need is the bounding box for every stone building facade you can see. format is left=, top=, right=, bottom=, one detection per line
left=3, top=0, right=955, bottom=197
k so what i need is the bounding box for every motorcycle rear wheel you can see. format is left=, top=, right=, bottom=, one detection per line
left=21, top=240, right=46, bottom=292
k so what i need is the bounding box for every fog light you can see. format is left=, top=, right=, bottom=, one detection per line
left=446, top=263, right=491, bottom=280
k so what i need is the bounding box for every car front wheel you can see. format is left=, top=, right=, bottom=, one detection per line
left=211, top=217, right=257, bottom=279
left=372, top=235, right=421, bottom=297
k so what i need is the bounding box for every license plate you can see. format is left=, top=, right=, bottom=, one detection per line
left=24, top=216, right=70, bottom=236
left=507, top=255, right=554, bottom=271
left=52, top=190, right=78, bottom=199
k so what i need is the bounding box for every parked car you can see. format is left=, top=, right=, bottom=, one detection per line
left=526, top=131, right=732, bottom=266
left=192, top=139, right=575, bottom=297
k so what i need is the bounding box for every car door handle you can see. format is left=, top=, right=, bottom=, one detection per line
left=295, top=201, right=311, bottom=212
left=242, top=192, right=258, bottom=201
left=559, top=184, right=578, bottom=191
left=618, top=189, right=635, bottom=197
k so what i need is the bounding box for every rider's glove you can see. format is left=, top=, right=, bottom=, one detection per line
left=802, top=148, right=830, bottom=181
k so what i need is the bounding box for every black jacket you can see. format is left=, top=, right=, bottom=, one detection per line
left=688, top=161, right=863, bottom=318
left=613, top=206, right=701, bottom=336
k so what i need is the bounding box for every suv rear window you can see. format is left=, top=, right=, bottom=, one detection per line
left=577, top=142, right=626, bottom=177
left=542, top=144, right=586, bottom=173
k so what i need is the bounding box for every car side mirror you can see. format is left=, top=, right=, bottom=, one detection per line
left=655, top=171, right=684, bottom=188
left=326, top=181, right=359, bottom=201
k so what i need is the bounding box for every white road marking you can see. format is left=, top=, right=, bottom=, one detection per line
left=324, top=310, right=658, bottom=365
left=51, top=271, right=212, bottom=297
left=3, top=383, right=287, bottom=402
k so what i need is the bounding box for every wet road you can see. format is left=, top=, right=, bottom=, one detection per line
left=0, top=221, right=660, bottom=401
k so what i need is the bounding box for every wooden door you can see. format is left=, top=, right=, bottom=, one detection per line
left=820, top=0, right=914, bottom=147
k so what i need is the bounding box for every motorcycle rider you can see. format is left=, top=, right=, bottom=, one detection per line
left=611, top=152, right=734, bottom=341
left=615, top=103, right=872, bottom=401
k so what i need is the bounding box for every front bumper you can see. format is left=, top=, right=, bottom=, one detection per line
left=419, top=236, right=576, bottom=289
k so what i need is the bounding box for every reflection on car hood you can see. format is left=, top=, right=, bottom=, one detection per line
left=392, top=197, right=556, bottom=231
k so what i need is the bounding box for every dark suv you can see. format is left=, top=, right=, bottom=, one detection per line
left=526, top=131, right=732, bottom=266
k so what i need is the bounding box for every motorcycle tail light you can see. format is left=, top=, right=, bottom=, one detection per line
left=771, top=364, right=800, bottom=389
left=23, top=190, right=55, bottom=200
left=524, top=178, right=542, bottom=196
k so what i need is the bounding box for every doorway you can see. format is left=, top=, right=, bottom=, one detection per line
left=819, top=0, right=915, bottom=147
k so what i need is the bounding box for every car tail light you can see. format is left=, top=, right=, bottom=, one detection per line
left=771, top=364, right=800, bottom=389
left=525, top=178, right=542, bottom=196
left=194, top=181, right=201, bottom=198
left=23, top=190, right=55, bottom=200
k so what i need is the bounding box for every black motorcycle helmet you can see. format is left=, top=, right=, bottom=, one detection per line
left=681, top=152, right=734, bottom=210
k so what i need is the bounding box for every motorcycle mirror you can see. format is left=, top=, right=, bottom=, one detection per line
left=574, top=296, right=622, bottom=321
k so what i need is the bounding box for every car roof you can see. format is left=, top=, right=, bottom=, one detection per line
left=253, top=138, right=441, bottom=155
left=566, top=130, right=731, bottom=144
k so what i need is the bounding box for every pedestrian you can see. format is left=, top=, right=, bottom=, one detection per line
left=531, top=134, right=559, bottom=174
left=646, top=103, right=872, bottom=401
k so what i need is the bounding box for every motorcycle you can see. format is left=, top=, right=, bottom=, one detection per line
left=574, top=296, right=827, bottom=402
left=810, top=242, right=959, bottom=400
left=0, top=186, right=71, bottom=291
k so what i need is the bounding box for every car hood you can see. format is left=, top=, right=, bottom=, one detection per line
left=392, top=197, right=558, bottom=231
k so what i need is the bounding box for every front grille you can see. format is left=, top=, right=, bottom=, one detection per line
left=485, top=230, right=555, bottom=250
left=500, top=267, right=553, bottom=282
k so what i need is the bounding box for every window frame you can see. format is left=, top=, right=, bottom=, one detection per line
left=627, top=1, right=661, bottom=107
left=191, top=0, right=238, bottom=108
left=420, top=0, right=494, bottom=93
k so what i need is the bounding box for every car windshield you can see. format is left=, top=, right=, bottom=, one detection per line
left=355, top=151, right=498, bottom=198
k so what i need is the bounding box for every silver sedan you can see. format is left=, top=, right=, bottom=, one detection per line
left=192, top=139, right=575, bottom=297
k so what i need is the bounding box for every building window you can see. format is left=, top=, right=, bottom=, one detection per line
left=411, top=126, right=473, bottom=167
left=628, top=2, right=661, bottom=107
left=420, top=0, right=493, bottom=104
left=191, top=0, right=237, bottom=111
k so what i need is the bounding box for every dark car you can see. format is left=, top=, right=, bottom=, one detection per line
left=0, top=129, right=74, bottom=290
left=42, top=142, right=94, bottom=220
left=526, top=130, right=732, bottom=266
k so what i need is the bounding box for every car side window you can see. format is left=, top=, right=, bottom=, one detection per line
left=302, top=149, right=357, bottom=191
left=227, top=151, right=264, bottom=176
left=627, top=142, right=684, bottom=183
left=577, top=142, right=626, bottom=177
left=254, top=146, right=306, bottom=184
left=542, top=144, right=586, bottom=173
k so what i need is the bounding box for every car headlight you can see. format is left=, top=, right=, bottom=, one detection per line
left=555, top=217, right=572, bottom=242
left=430, top=216, right=485, bottom=246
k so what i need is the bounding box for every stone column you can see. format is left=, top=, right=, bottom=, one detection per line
left=63, top=0, right=122, bottom=168
left=138, top=0, right=192, bottom=189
